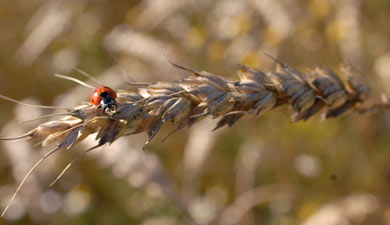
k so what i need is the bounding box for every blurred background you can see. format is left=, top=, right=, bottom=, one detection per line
left=0, top=0, right=390, bottom=224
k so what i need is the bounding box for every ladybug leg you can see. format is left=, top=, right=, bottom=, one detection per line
left=108, top=103, right=117, bottom=113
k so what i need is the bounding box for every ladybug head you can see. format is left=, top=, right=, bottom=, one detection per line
left=98, top=95, right=117, bottom=113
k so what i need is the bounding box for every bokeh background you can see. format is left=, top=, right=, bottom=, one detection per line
left=0, top=0, right=390, bottom=224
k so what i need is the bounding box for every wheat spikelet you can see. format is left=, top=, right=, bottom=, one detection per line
left=0, top=58, right=389, bottom=217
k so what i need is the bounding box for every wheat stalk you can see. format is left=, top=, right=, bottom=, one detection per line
left=0, top=57, right=389, bottom=217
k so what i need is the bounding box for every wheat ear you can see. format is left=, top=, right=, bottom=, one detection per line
left=0, top=59, right=389, bottom=217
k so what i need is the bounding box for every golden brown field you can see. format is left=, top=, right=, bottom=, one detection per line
left=0, top=0, right=389, bottom=224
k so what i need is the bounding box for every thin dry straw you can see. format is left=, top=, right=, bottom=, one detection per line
left=21, top=113, right=76, bottom=124
left=49, top=144, right=103, bottom=187
left=74, top=68, right=103, bottom=86
left=107, top=51, right=135, bottom=83
left=0, top=120, right=108, bottom=217
left=0, top=133, right=32, bottom=141
left=0, top=95, right=70, bottom=110
left=0, top=146, right=61, bottom=218
left=54, top=73, right=95, bottom=89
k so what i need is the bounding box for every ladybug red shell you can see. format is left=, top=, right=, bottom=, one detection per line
left=90, top=86, right=118, bottom=112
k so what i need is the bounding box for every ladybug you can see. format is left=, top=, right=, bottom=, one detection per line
left=90, top=86, right=118, bottom=113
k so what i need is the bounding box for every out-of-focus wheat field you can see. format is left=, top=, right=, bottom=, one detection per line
left=0, top=0, right=389, bottom=224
